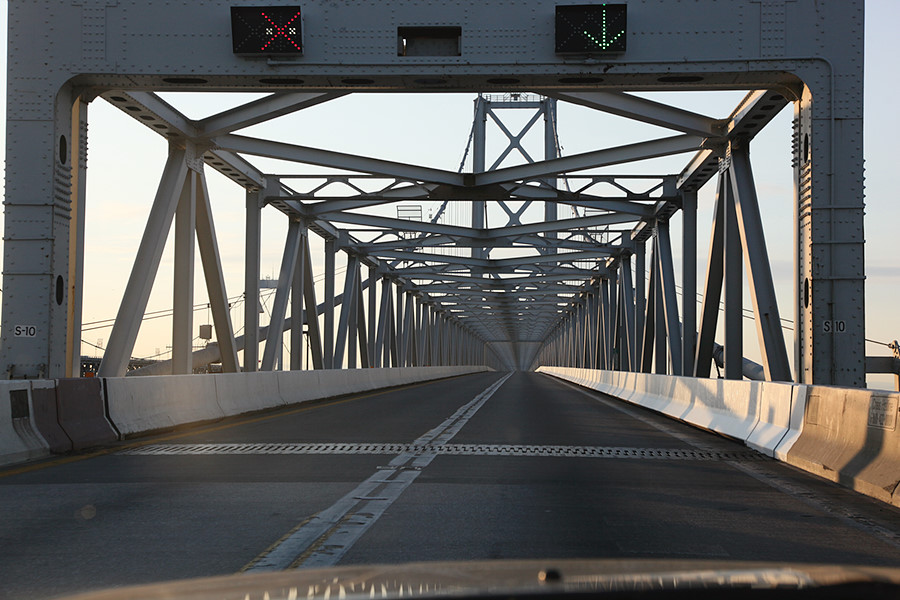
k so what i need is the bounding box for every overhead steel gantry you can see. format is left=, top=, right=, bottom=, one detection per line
left=2, top=1, right=865, bottom=386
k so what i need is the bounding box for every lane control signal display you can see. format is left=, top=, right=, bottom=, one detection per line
left=555, top=4, right=627, bottom=54
left=232, top=6, right=303, bottom=55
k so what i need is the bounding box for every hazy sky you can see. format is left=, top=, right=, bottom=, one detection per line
left=0, top=1, right=897, bottom=386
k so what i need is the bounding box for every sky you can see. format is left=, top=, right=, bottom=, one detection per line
left=0, top=1, right=897, bottom=387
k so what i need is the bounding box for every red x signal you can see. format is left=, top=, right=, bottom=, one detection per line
left=260, top=11, right=302, bottom=52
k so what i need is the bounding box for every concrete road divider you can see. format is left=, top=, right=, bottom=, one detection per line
left=537, top=367, right=799, bottom=457
left=784, top=386, right=900, bottom=506
left=2, top=366, right=490, bottom=466
left=56, top=378, right=118, bottom=451
left=31, top=380, right=72, bottom=453
left=106, top=374, right=222, bottom=437
left=0, top=381, right=50, bottom=466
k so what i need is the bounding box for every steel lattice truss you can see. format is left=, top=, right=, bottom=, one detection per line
left=93, top=87, right=786, bottom=372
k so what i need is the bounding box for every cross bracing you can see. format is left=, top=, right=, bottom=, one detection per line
left=88, top=84, right=789, bottom=374
left=1, top=1, right=867, bottom=385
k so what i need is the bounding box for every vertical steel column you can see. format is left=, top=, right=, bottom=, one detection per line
left=620, top=255, right=636, bottom=371
left=323, top=239, right=336, bottom=369
left=544, top=98, right=558, bottom=248
left=656, top=221, right=683, bottom=375
left=653, top=243, right=667, bottom=374
left=682, top=190, right=698, bottom=376
left=608, top=273, right=619, bottom=369
left=290, top=224, right=306, bottom=370
left=402, top=292, right=414, bottom=367
left=472, top=96, right=487, bottom=261
left=99, top=146, right=190, bottom=378
left=375, top=277, right=390, bottom=367
left=641, top=257, right=657, bottom=374
left=65, top=98, right=88, bottom=377
left=634, top=241, right=646, bottom=370
left=599, top=279, right=611, bottom=370
left=172, top=171, right=196, bottom=375
left=333, top=253, right=358, bottom=369
left=368, top=265, right=377, bottom=363
left=301, top=235, right=324, bottom=370
left=723, top=168, right=743, bottom=380
left=795, top=82, right=866, bottom=386
left=347, top=261, right=359, bottom=369
left=243, top=188, right=262, bottom=372
left=355, top=270, right=369, bottom=368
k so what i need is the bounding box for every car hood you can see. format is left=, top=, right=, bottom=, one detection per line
left=56, top=559, right=900, bottom=600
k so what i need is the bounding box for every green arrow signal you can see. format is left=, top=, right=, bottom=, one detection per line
left=583, top=28, right=624, bottom=51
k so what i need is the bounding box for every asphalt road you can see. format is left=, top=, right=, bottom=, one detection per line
left=3, top=371, right=900, bottom=598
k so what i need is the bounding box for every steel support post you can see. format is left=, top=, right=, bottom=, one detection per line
left=729, top=147, right=792, bottom=382
left=620, top=256, right=637, bottom=371
left=290, top=224, right=306, bottom=370
left=368, top=265, right=377, bottom=363
left=694, top=177, right=726, bottom=378
left=172, top=171, right=196, bottom=375
left=323, top=239, right=336, bottom=369
left=641, top=257, right=657, bottom=374
left=682, top=190, right=698, bottom=376
left=195, top=171, right=240, bottom=373
left=403, top=292, right=415, bottom=367
left=608, top=273, right=619, bottom=370
left=473, top=96, right=487, bottom=261
left=795, top=83, right=866, bottom=386
left=65, top=97, right=88, bottom=378
left=599, top=279, right=611, bottom=370
left=656, top=221, right=683, bottom=375
left=243, top=188, right=262, bottom=372
left=301, top=235, right=324, bottom=369
left=375, top=278, right=389, bottom=367
left=347, top=263, right=359, bottom=369
left=388, top=283, right=399, bottom=367
left=634, top=241, right=646, bottom=369
left=333, top=254, right=358, bottom=369
left=723, top=168, right=743, bottom=380
left=544, top=98, right=558, bottom=249
left=261, top=220, right=301, bottom=371
left=355, top=270, right=369, bottom=368
left=653, top=247, right=667, bottom=374
left=99, top=146, right=190, bottom=378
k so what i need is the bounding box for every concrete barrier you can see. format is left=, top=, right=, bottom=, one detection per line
left=784, top=386, right=900, bottom=506
left=774, top=385, right=808, bottom=462
left=214, top=371, right=284, bottom=416
left=536, top=367, right=798, bottom=456
left=30, top=380, right=72, bottom=453
left=56, top=378, right=118, bottom=451
left=106, top=374, right=223, bottom=437
left=2, top=366, right=489, bottom=467
left=277, top=370, right=323, bottom=404
left=0, top=381, right=50, bottom=466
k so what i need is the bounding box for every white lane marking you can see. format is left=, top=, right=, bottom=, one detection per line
left=244, top=372, right=512, bottom=572
left=551, top=376, right=900, bottom=552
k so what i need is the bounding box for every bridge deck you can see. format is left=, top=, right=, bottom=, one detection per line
left=3, top=372, right=900, bottom=597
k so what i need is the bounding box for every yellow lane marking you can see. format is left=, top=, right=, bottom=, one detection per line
left=0, top=374, right=486, bottom=479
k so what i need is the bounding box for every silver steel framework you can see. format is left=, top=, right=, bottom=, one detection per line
left=2, top=1, right=865, bottom=385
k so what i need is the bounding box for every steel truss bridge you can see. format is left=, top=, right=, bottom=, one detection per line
left=0, top=0, right=875, bottom=388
